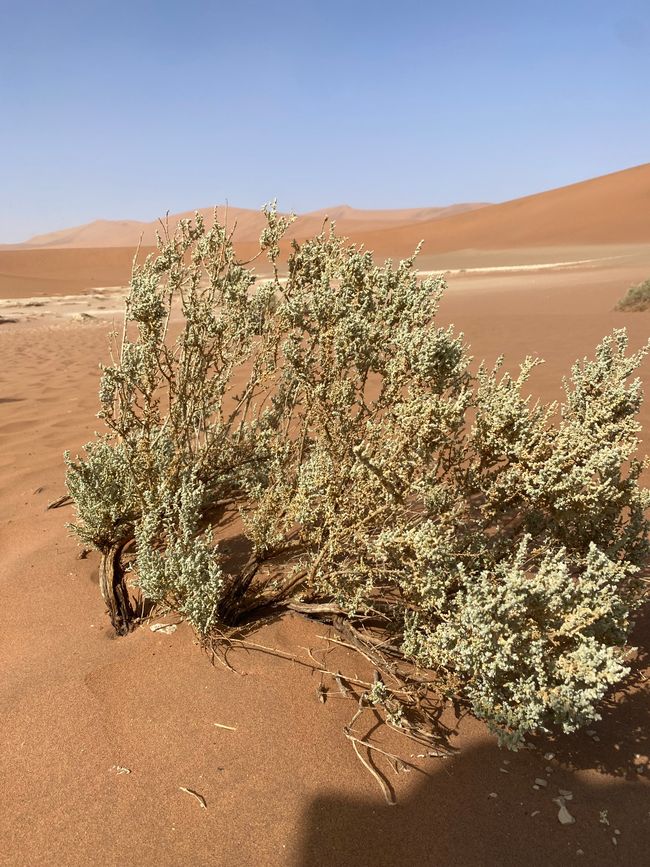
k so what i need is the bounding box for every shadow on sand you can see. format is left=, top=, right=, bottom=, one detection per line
left=295, top=611, right=650, bottom=866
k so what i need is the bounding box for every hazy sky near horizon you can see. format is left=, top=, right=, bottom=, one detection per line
left=1, top=0, right=649, bottom=242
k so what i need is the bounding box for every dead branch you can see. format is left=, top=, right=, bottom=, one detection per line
left=99, top=542, right=135, bottom=635
left=286, top=601, right=345, bottom=616
left=46, top=494, right=73, bottom=510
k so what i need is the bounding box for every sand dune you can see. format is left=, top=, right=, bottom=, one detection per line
left=0, top=203, right=486, bottom=296
left=288, top=202, right=487, bottom=240
left=17, top=207, right=270, bottom=249
left=1, top=164, right=648, bottom=300
left=0, top=246, right=158, bottom=298
left=15, top=202, right=488, bottom=250
left=352, top=163, right=650, bottom=259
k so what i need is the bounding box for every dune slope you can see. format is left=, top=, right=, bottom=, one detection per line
left=1, top=164, right=648, bottom=299
left=17, top=203, right=488, bottom=249
left=352, top=163, right=650, bottom=258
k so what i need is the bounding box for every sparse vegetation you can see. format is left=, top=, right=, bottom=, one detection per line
left=66, top=208, right=650, bottom=750
left=616, top=278, right=650, bottom=311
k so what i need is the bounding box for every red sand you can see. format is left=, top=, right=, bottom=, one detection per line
left=0, top=246, right=157, bottom=299
left=13, top=203, right=488, bottom=250
left=351, top=163, right=650, bottom=258
left=1, top=166, right=650, bottom=865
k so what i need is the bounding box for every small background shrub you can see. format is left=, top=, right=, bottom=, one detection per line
left=616, top=277, right=650, bottom=311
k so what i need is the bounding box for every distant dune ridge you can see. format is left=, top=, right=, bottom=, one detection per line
left=350, top=162, right=650, bottom=258
left=1, top=162, right=649, bottom=297
left=16, top=202, right=488, bottom=249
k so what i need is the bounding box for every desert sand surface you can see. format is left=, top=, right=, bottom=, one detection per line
left=2, top=163, right=650, bottom=866
left=0, top=247, right=158, bottom=300
left=2, top=252, right=650, bottom=867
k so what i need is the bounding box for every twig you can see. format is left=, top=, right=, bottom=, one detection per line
left=46, top=494, right=73, bottom=510
left=386, top=719, right=450, bottom=749
left=298, top=644, right=327, bottom=667
left=344, top=731, right=420, bottom=771
left=216, top=637, right=377, bottom=691
left=342, top=700, right=396, bottom=805
left=348, top=738, right=396, bottom=806
left=286, top=601, right=345, bottom=616
left=335, top=671, right=353, bottom=697
left=318, top=632, right=403, bottom=689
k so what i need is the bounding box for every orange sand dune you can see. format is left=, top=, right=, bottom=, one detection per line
left=15, top=207, right=271, bottom=249
left=351, top=163, right=650, bottom=259
left=0, top=204, right=486, bottom=297
left=0, top=247, right=157, bottom=297
left=289, top=202, right=488, bottom=240
left=15, top=203, right=488, bottom=250
left=1, top=163, right=649, bottom=300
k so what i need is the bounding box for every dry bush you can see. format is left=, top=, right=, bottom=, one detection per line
left=616, top=277, right=650, bottom=311
left=66, top=208, right=650, bottom=749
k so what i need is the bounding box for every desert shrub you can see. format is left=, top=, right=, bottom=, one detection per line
left=616, top=277, right=650, bottom=311
left=66, top=209, right=649, bottom=748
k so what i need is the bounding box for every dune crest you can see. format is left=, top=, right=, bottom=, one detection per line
left=351, top=163, right=650, bottom=257
left=17, top=202, right=489, bottom=250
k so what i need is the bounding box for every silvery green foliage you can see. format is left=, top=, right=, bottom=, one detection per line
left=401, top=541, right=635, bottom=747
left=66, top=211, right=285, bottom=631
left=243, top=231, right=472, bottom=609
left=134, top=472, right=224, bottom=633
left=65, top=439, right=139, bottom=548
left=248, top=230, right=649, bottom=745
left=358, top=330, right=649, bottom=745
left=67, top=209, right=649, bottom=743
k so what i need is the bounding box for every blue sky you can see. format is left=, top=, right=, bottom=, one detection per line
left=1, top=0, right=648, bottom=242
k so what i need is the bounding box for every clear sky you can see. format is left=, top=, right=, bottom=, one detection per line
left=1, top=0, right=648, bottom=242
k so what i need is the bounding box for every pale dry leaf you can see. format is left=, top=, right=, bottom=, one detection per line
left=150, top=623, right=177, bottom=635
left=179, top=787, right=207, bottom=809
left=553, top=797, right=576, bottom=825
